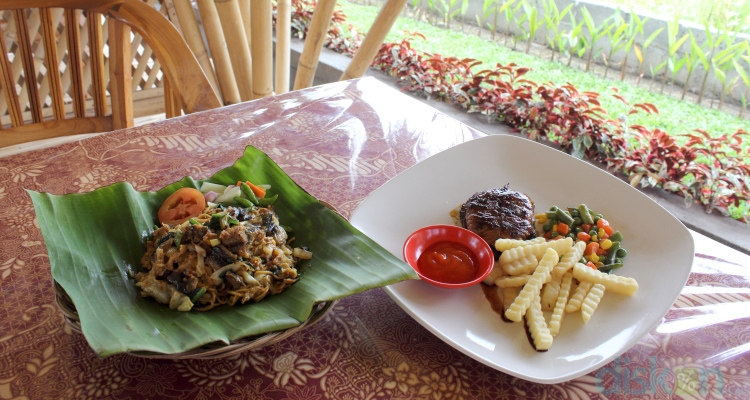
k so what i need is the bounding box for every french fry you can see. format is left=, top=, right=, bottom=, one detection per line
left=525, top=291, right=554, bottom=351
left=549, top=271, right=573, bottom=336
left=501, top=253, right=539, bottom=276
left=495, top=236, right=546, bottom=252
left=504, top=248, right=558, bottom=322
left=540, top=275, right=562, bottom=310
left=483, top=261, right=506, bottom=285
left=502, top=286, right=520, bottom=322
left=581, top=283, right=606, bottom=323
left=572, top=263, right=639, bottom=296
left=565, top=280, right=593, bottom=313
left=495, top=274, right=532, bottom=288
left=499, top=237, right=573, bottom=275
left=552, top=241, right=586, bottom=278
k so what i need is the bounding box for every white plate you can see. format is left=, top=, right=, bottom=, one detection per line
left=350, top=134, right=694, bottom=384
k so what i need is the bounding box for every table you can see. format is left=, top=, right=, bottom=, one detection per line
left=1, top=77, right=749, bottom=399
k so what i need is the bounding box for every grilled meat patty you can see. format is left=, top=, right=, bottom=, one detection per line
left=459, top=186, right=535, bottom=246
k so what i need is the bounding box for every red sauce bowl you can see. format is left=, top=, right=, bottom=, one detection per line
left=403, top=225, right=494, bottom=289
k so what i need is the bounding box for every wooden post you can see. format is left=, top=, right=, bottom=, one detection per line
left=275, top=0, right=291, bottom=94
left=0, top=22, right=23, bottom=127
left=293, top=0, right=336, bottom=90
left=250, top=0, right=273, bottom=99
left=171, top=0, right=223, bottom=103
left=65, top=9, right=86, bottom=118
left=40, top=8, right=65, bottom=120
left=214, top=0, right=253, bottom=102
left=239, top=0, right=251, bottom=52
left=87, top=11, right=108, bottom=118
left=14, top=9, right=43, bottom=124
left=196, top=0, right=241, bottom=105
left=108, top=18, right=133, bottom=130
left=341, top=0, right=408, bottom=81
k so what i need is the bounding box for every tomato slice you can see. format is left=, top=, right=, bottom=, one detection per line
left=158, top=188, right=206, bottom=225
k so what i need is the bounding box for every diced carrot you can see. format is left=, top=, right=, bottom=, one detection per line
left=544, top=231, right=552, bottom=240
left=586, top=261, right=597, bottom=269
left=584, top=242, right=599, bottom=256
left=581, top=224, right=592, bottom=233
left=596, top=247, right=608, bottom=256
left=603, top=225, right=614, bottom=236
left=237, top=180, right=266, bottom=198
left=577, top=232, right=591, bottom=242
left=557, top=222, right=569, bottom=236
left=596, top=218, right=610, bottom=229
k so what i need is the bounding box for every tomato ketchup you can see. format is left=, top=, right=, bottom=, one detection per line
left=417, top=241, right=479, bottom=284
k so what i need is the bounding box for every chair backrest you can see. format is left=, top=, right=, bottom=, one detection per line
left=162, top=0, right=407, bottom=115
left=0, top=0, right=220, bottom=148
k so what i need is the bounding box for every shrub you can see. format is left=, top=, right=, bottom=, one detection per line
left=372, top=35, right=750, bottom=222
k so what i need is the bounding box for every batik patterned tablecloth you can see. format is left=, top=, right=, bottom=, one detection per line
left=1, top=78, right=749, bottom=399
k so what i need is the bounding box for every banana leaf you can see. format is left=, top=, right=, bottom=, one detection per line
left=29, top=146, right=417, bottom=357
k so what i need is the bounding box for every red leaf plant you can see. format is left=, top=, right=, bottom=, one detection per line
left=371, top=35, right=750, bottom=222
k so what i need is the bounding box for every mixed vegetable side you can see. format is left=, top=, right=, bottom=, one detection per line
left=535, top=204, right=627, bottom=274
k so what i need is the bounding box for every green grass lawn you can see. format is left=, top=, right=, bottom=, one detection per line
left=338, top=0, right=749, bottom=220
left=338, top=1, right=750, bottom=141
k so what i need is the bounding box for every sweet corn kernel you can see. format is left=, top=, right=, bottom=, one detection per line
left=535, top=214, right=548, bottom=223
left=591, top=234, right=598, bottom=242
left=589, top=253, right=600, bottom=263
left=596, top=261, right=604, bottom=267
left=600, top=239, right=613, bottom=250
left=552, top=224, right=558, bottom=233
left=598, top=228, right=606, bottom=238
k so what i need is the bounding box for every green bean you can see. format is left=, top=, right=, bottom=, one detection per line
left=598, top=263, right=623, bottom=274
left=605, top=241, right=620, bottom=265
left=609, top=231, right=623, bottom=242
left=190, top=287, right=206, bottom=303
left=240, top=182, right=260, bottom=205
left=257, top=194, right=278, bottom=206
left=233, top=196, right=254, bottom=208
left=542, top=221, right=553, bottom=232
left=554, top=208, right=575, bottom=226
left=546, top=211, right=558, bottom=220
left=578, top=204, right=594, bottom=225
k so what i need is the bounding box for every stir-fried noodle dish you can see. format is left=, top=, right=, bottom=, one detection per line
left=135, top=184, right=312, bottom=311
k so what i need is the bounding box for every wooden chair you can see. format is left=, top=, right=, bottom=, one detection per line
left=0, top=0, right=221, bottom=149
left=162, top=0, right=407, bottom=115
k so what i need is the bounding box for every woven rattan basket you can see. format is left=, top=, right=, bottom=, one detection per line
left=54, top=279, right=336, bottom=359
